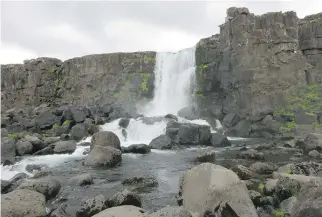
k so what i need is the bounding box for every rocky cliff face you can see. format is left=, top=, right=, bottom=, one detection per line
left=1, top=52, right=156, bottom=111
left=195, top=7, right=321, bottom=138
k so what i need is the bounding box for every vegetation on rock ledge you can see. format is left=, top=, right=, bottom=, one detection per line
left=277, top=83, right=322, bottom=132
left=139, top=73, right=151, bottom=93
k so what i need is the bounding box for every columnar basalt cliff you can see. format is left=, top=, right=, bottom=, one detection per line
left=195, top=7, right=322, bottom=138
left=1, top=52, right=156, bottom=110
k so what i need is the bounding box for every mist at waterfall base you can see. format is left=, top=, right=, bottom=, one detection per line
left=0, top=48, right=249, bottom=213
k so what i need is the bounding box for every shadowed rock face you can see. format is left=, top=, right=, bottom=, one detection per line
left=194, top=7, right=322, bottom=138
left=1, top=52, right=156, bottom=110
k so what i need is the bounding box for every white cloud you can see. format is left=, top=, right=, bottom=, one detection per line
left=0, top=43, right=38, bottom=64
left=40, top=23, right=94, bottom=45
left=104, top=19, right=202, bottom=52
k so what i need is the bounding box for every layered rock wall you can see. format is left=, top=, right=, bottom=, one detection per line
left=1, top=52, right=156, bottom=111
left=195, top=7, right=321, bottom=137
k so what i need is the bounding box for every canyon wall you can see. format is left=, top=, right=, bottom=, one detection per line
left=195, top=7, right=321, bottom=137
left=1, top=52, right=156, bottom=110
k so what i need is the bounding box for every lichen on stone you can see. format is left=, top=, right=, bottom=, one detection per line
left=272, top=209, right=285, bottom=217
left=138, top=72, right=151, bottom=93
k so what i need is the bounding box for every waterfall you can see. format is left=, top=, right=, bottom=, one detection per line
left=143, top=47, right=196, bottom=116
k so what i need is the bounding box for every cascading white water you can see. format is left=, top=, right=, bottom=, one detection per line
left=143, top=47, right=196, bottom=116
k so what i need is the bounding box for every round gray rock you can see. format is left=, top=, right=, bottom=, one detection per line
left=149, top=135, right=173, bottom=150
left=18, top=177, right=61, bottom=200
left=53, top=141, right=77, bottom=154
left=1, top=189, right=47, bottom=217
left=85, top=146, right=122, bottom=167
left=90, top=131, right=121, bottom=150
left=16, top=140, right=33, bottom=156
left=70, top=124, right=88, bottom=141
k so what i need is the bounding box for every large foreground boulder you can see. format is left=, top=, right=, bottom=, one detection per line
left=18, top=177, right=61, bottom=200
left=290, top=179, right=322, bottom=217
left=149, top=135, right=173, bottom=150
left=93, top=205, right=146, bottom=217
left=53, top=141, right=77, bottom=154
left=90, top=131, right=121, bottom=150
left=85, top=146, right=122, bottom=167
left=179, top=163, right=258, bottom=217
left=1, top=189, right=47, bottom=217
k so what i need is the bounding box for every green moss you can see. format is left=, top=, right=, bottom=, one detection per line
left=200, top=64, right=208, bottom=69
left=8, top=133, right=18, bottom=139
left=48, top=67, right=57, bottom=73
left=272, top=209, right=285, bottom=217
left=139, top=73, right=151, bottom=93
left=42, top=135, right=46, bottom=141
left=143, top=55, right=154, bottom=61
left=282, top=168, right=292, bottom=174
left=258, top=183, right=265, bottom=192
left=195, top=91, right=205, bottom=98
left=52, top=123, right=59, bottom=129
left=279, top=121, right=297, bottom=132
left=62, top=120, right=70, bottom=127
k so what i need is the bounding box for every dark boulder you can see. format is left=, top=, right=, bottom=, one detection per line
left=223, top=113, right=239, bottom=128
left=87, top=124, right=100, bottom=135
left=303, top=133, right=322, bottom=152
left=249, top=162, right=277, bottom=175
left=177, top=107, right=198, bottom=120
left=35, top=110, right=57, bottom=130
left=164, top=114, right=178, bottom=121
left=232, top=165, right=256, bottom=180
left=53, top=141, right=77, bottom=154
left=122, top=176, right=158, bottom=189
left=1, top=137, right=16, bottom=163
left=15, top=140, right=33, bottom=156
left=123, top=144, right=151, bottom=154
left=211, top=133, right=231, bottom=147
left=118, top=118, right=130, bottom=128
left=24, top=135, right=47, bottom=152
left=236, top=149, right=265, bottom=161
left=18, top=177, right=61, bottom=200
left=33, top=147, right=54, bottom=155
left=196, top=150, right=216, bottom=162
left=50, top=204, right=68, bottom=217
left=1, top=173, right=28, bottom=194
left=108, top=189, right=142, bottom=208
left=149, top=135, right=173, bottom=150
left=275, top=177, right=302, bottom=201
left=69, top=173, right=94, bottom=186
left=25, top=164, right=43, bottom=173
left=178, top=123, right=211, bottom=145
left=76, top=195, right=107, bottom=217
left=70, top=124, right=88, bottom=141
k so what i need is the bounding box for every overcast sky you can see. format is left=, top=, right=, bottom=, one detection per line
left=1, top=0, right=321, bottom=64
